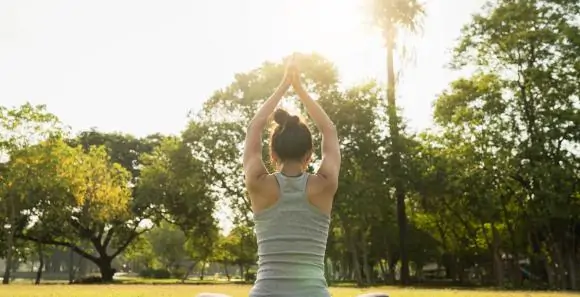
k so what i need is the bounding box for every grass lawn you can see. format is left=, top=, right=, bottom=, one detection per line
left=0, top=284, right=578, bottom=297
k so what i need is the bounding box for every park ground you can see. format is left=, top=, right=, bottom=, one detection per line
left=1, top=284, right=579, bottom=297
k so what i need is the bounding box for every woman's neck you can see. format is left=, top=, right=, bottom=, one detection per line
left=279, top=162, right=304, bottom=177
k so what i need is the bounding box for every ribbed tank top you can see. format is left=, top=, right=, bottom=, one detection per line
left=249, top=172, right=331, bottom=297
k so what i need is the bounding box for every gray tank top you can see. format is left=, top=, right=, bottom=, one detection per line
left=249, top=172, right=331, bottom=297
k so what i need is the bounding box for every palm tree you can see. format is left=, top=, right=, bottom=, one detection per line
left=369, top=0, right=424, bottom=285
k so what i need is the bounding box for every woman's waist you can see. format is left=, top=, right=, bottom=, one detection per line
left=256, top=261, right=326, bottom=281
left=250, top=278, right=329, bottom=297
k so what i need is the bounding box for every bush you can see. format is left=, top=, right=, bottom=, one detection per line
left=72, top=276, right=103, bottom=284
left=139, top=268, right=171, bottom=279
left=244, top=272, right=256, bottom=282
left=171, top=267, right=187, bottom=279
left=139, top=268, right=152, bottom=278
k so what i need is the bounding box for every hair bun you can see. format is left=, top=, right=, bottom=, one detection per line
left=273, top=109, right=290, bottom=125
left=273, top=109, right=299, bottom=127
left=287, top=115, right=299, bottom=126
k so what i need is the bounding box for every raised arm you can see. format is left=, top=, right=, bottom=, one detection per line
left=291, top=68, right=341, bottom=185
left=243, top=60, right=293, bottom=189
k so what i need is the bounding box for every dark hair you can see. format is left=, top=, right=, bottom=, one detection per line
left=270, top=109, right=313, bottom=163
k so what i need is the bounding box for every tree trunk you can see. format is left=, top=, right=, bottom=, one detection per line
left=361, top=240, right=372, bottom=285
left=68, top=247, right=75, bottom=284
left=2, top=201, right=16, bottom=285
left=35, top=243, right=44, bottom=285
left=564, top=248, right=576, bottom=290
left=344, top=226, right=363, bottom=286
left=45, top=255, right=54, bottom=273
left=552, top=243, right=567, bottom=289
left=544, top=254, right=556, bottom=288
left=491, top=224, right=504, bottom=287
left=350, top=242, right=363, bottom=286
left=181, top=261, right=197, bottom=283
left=388, top=258, right=397, bottom=284
left=415, top=262, right=424, bottom=282
left=457, top=257, right=465, bottom=284
left=449, top=254, right=459, bottom=282
left=379, top=260, right=388, bottom=284
left=224, top=263, right=230, bottom=281
left=2, top=242, right=13, bottom=285
left=500, top=194, right=522, bottom=287
left=342, top=254, right=350, bottom=280
left=324, top=255, right=332, bottom=285
left=96, top=258, right=115, bottom=282
left=443, top=254, right=452, bottom=280
left=510, top=257, right=522, bottom=287
left=200, top=261, right=206, bottom=280
left=238, top=264, right=244, bottom=281
left=384, top=27, right=409, bottom=286
left=78, top=256, right=87, bottom=278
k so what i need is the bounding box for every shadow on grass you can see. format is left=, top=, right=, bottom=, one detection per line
left=16, top=277, right=553, bottom=292
left=329, top=280, right=554, bottom=292
left=117, top=279, right=250, bottom=286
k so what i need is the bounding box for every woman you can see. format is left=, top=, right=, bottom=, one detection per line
left=198, top=58, right=387, bottom=297
left=243, top=57, right=340, bottom=297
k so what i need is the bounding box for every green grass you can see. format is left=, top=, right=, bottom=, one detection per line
left=0, top=284, right=578, bottom=297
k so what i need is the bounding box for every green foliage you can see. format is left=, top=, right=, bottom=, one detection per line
left=123, top=235, right=158, bottom=271
left=368, top=0, right=427, bottom=285
left=0, top=103, right=64, bottom=283
left=145, top=223, right=188, bottom=270
left=2, top=1, right=579, bottom=290
left=137, top=136, right=215, bottom=232
left=369, top=0, right=425, bottom=34
left=138, top=268, right=172, bottom=279
left=408, top=0, right=580, bottom=289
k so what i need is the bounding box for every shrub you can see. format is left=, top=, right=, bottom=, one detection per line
left=244, top=272, right=256, bottom=282
left=72, top=276, right=103, bottom=284
left=171, top=267, right=187, bottom=279
left=139, top=268, right=171, bottom=279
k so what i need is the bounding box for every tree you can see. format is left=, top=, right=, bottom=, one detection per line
left=137, top=135, right=218, bottom=281
left=24, top=130, right=166, bottom=282
left=67, top=130, right=166, bottom=182
left=227, top=225, right=257, bottom=281
left=368, top=0, right=425, bottom=285
left=183, top=225, right=219, bottom=281
left=137, top=136, right=216, bottom=233
left=446, top=0, right=580, bottom=288
left=400, top=0, right=580, bottom=289
left=317, top=81, right=392, bottom=285
left=12, top=138, right=144, bottom=282
left=122, top=235, right=157, bottom=272
left=146, top=222, right=188, bottom=271
left=212, top=234, right=239, bottom=281
left=0, top=103, right=62, bottom=284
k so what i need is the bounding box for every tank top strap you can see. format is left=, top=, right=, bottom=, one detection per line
left=273, top=172, right=309, bottom=194
left=297, top=172, right=309, bottom=192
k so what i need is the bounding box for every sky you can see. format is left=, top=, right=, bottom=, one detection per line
left=0, top=0, right=487, bottom=138
left=0, top=0, right=488, bottom=233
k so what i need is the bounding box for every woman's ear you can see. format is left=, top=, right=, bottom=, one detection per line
left=302, top=150, right=313, bottom=167
left=270, top=152, right=280, bottom=166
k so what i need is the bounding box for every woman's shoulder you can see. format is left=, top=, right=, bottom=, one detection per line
left=307, top=173, right=337, bottom=194
left=254, top=173, right=280, bottom=193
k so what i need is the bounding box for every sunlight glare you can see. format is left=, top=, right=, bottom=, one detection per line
left=279, top=0, right=367, bottom=54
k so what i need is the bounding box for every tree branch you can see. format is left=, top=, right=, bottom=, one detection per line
left=102, top=226, right=116, bottom=248
left=16, top=234, right=99, bottom=263
left=110, top=229, right=147, bottom=259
